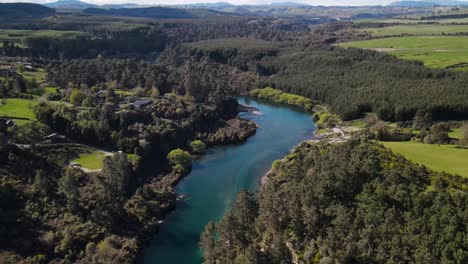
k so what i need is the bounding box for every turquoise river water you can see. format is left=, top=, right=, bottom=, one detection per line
left=140, top=97, right=316, bottom=264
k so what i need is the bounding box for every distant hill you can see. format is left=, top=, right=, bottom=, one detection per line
left=388, top=1, right=439, bottom=6
left=389, top=0, right=468, bottom=7
left=0, top=3, right=55, bottom=20
left=101, top=3, right=140, bottom=9
left=174, top=2, right=235, bottom=8
left=45, top=0, right=98, bottom=10
left=269, top=2, right=311, bottom=6
left=83, top=6, right=231, bottom=19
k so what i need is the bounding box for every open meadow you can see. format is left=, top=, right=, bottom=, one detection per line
left=382, top=141, right=468, bottom=178
left=361, top=24, right=468, bottom=37
left=339, top=36, right=468, bottom=69
left=0, top=98, right=37, bottom=125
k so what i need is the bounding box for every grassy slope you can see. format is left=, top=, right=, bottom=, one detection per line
left=0, top=98, right=37, bottom=125
left=339, top=36, right=468, bottom=69
left=357, top=18, right=468, bottom=24
left=363, top=24, right=468, bottom=37
left=382, top=141, right=468, bottom=178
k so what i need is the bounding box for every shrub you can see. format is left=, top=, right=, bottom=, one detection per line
left=167, top=148, right=192, bottom=174
left=190, top=140, right=206, bottom=154
left=70, top=90, right=86, bottom=106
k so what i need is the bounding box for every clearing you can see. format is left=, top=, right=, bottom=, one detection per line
left=72, top=150, right=109, bottom=170
left=0, top=29, right=88, bottom=47
left=382, top=141, right=468, bottom=178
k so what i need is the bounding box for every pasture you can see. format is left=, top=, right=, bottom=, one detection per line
left=382, top=141, right=468, bottom=178
left=0, top=98, right=37, bottom=125
left=339, top=36, right=468, bottom=69
left=362, top=24, right=468, bottom=37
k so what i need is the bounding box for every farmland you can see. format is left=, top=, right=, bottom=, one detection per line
left=361, top=24, right=468, bottom=37
left=382, top=141, right=468, bottom=178
left=339, top=36, right=468, bottom=69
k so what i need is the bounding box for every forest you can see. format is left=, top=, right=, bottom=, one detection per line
left=201, top=140, right=468, bottom=263
left=162, top=38, right=468, bottom=121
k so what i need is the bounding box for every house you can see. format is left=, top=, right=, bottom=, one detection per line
left=44, top=133, right=67, bottom=143
left=44, top=133, right=59, bottom=140
left=132, top=99, right=153, bottom=109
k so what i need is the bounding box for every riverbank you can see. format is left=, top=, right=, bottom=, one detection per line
left=129, top=116, right=259, bottom=262
left=139, top=97, right=316, bottom=264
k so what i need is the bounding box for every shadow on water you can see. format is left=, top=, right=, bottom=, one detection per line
left=139, top=97, right=316, bottom=264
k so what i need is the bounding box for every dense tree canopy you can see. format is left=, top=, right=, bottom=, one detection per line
left=164, top=39, right=468, bottom=121
left=202, top=140, right=468, bottom=264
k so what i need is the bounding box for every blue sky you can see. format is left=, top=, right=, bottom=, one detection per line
left=0, top=0, right=396, bottom=6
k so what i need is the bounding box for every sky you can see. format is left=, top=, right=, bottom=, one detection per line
left=0, top=0, right=397, bottom=6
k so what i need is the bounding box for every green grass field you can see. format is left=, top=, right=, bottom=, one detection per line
left=356, top=18, right=468, bottom=24
left=44, top=86, right=59, bottom=94
left=0, top=29, right=88, bottom=46
left=382, top=141, right=468, bottom=178
left=20, top=69, right=47, bottom=82
left=72, top=151, right=139, bottom=170
left=72, top=150, right=107, bottom=170
left=339, top=36, right=468, bottom=69
left=362, top=24, right=468, bottom=37
left=0, top=98, right=37, bottom=125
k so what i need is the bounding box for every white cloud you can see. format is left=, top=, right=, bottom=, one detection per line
left=0, top=0, right=395, bottom=6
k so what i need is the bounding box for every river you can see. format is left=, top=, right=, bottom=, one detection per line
left=139, top=97, right=316, bottom=264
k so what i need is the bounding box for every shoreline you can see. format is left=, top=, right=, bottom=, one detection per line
left=134, top=114, right=260, bottom=262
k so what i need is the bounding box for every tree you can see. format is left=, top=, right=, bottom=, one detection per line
left=33, top=169, right=54, bottom=196
left=70, top=89, right=86, bottom=106
left=58, top=168, right=80, bottom=212
left=191, top=140, right=206, bottom=154
left=413, top=109, right=432, bottom=130
left=95, top=153, right=133, bottom=228
left=460, top=124, right=468, bottom=146
left=150, top=86, right=160, bottom=98
left=100, top=152, right=133, bottom=199
left=200, top=222, right=217, bottom=264
left=430, top=123, right=450, bottom=145
left=167, top=149, right=191, bottom=174
left=214, top=190, right=258, bottom=262
left=316, top=113, right=341, bottom=129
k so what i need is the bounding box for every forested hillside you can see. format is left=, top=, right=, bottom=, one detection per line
left=0, top=3, right=55, bottom=21
left=201, top=140, right=468, bottom=263
left=84, top=7, right=230, bottom=19
left=1, top=17, right=307, bottom=59
left=162, top=38, right=468, bottom=121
